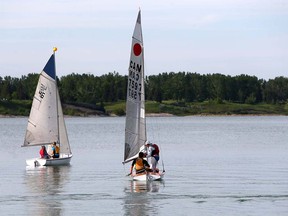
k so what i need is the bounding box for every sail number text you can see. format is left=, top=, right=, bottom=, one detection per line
left=39, top=83, right=47, bottom=99
left=128, top=61, right=142, bottom=101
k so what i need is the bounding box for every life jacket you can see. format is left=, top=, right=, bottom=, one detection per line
left=55, top=146, right=60, bottom=154
left=53, top=145, right=60, bottom=155
left=40, top=148, right=48, bottom=158
left=135, top=158, right=144, bottom=171
left=151, top=144, right=159, bottom=156
left=39, top=149, right=45, bottom=158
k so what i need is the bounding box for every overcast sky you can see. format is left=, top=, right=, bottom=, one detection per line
left=0, top=0, right=287, bottom=80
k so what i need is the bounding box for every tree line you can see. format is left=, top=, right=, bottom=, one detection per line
left=1, top=72, right=288, bottom=105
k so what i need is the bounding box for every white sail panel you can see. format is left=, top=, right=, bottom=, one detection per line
left=23, top=71, right=58, bottom=146
left=57, top=89, right=72, bottom=155
left=124, top=10, right=146, bottom=163
left=140, top=108, right=145, bottom=119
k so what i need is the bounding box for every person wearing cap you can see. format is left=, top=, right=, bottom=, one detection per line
left=145, top=141, right=160, bottom=173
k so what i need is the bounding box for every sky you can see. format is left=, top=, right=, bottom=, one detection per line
left=0, top=0, right=287, bottom=80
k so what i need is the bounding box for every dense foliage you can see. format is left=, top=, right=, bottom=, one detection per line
left=1, top=72, right=288, bottom=105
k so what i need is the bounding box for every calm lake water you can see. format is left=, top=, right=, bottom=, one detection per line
left=0, top=116, right=287, bottom=215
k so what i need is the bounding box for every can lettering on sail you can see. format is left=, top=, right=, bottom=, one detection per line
left=128, top=60, right=142, bottom=101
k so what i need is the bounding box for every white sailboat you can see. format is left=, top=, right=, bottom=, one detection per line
left=123, top=10, right=165, bottom=181
left=22, top=48, right=72, bottom=166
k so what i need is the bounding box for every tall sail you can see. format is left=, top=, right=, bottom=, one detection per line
left=124, top=10, right=146, bottom=163
left=23, top=53, right=71, bottom=155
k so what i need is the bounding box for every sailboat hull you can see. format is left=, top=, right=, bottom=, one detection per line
left=26, top=154, right=72, bottom=166
left=132, top=172, right=165, bottom=181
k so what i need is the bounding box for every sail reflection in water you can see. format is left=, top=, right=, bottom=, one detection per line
left=127, top=180, right=164, bottom=193
left=24, top=166, right=71, bottom=216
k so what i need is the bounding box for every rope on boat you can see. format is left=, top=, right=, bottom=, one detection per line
left=149, top=116, right=166, bottom=173
left=161, top=159, right=165, bottom=173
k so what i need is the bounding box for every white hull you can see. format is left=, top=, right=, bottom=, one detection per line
left=26, top=154, right=72, bottom=166
left=132, top=171, right=165, bottom=181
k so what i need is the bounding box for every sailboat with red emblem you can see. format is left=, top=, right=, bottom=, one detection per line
left=123, top=10, right=165, bottom=181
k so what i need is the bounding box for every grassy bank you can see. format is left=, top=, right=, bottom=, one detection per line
left=103, top=100, right=288, bottom=116
left=1, top=99, right=288, bottom=117
left=0, top=100, right=32, bottom=116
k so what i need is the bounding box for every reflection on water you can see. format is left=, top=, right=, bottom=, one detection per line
left=126, top=180, right=164, bottom=193
left=1, top=116, right=287, bottom=215
left=24, top=166, right=71, bottom=216
left=123, top=180, right=165, bottom=216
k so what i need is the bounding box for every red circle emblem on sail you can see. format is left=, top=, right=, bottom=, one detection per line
left=133, top=43, right=142, bottom=56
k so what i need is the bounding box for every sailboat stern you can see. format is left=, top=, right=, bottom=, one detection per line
left=26, top=158, right=47, bottom=166
left=131, top=171, right=164, bottom=181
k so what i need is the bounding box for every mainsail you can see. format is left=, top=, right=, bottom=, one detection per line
left=23, top=53, right=71, bottom=155
left=124, top=10, right=146, bottom=163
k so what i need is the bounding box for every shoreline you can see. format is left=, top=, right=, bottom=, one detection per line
left=1, top=113, right=286, bottom=118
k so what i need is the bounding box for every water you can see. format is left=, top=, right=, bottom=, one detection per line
left=0, top=116, right=287, bottom=215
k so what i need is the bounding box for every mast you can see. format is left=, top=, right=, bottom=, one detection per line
left=53, top=47, right=60, bottom=148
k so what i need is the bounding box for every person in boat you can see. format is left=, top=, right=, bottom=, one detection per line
left=130, top=152, right=150, bottom=175
left=39, top=146, right=49, bottom=159
left=50, top=142, right=60, bottom=158
left=145, top=141, right=160, bottom=173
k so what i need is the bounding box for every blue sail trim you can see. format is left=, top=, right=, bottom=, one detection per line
left=43, top=54, right=56, bottom=79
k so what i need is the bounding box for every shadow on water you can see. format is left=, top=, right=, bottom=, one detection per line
left=122, top=180, right=165, bottom=216
left=24, top=166, right=71, bottom=216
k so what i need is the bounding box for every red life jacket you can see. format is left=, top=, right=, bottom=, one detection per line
left=39, top=149, right=45, bottom=158
left=152, top=144, right=159, bottom=155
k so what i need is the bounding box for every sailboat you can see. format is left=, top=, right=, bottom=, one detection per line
left=123, top=10, right=165, bottom=181
left=22, top=48, right=72, bottom=166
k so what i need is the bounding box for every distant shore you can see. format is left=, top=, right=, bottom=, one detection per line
left=1, top=100, right=288, bottom=117
left=1, top=113, right=286, bottom=119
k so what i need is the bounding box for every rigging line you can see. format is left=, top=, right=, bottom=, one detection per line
left=162, top=159, right=165, bottom=172
left=156, top=117, right=166, bottom=172
left=150, top=115, right=165, bottom=172
left=153, top=116, right=163, bottom=155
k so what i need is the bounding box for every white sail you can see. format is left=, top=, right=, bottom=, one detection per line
left=124, top=10, right=146, bottom=163
left=23, top=53, right=72, bottom=156
left=57, top=90, right=72, bottom=155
